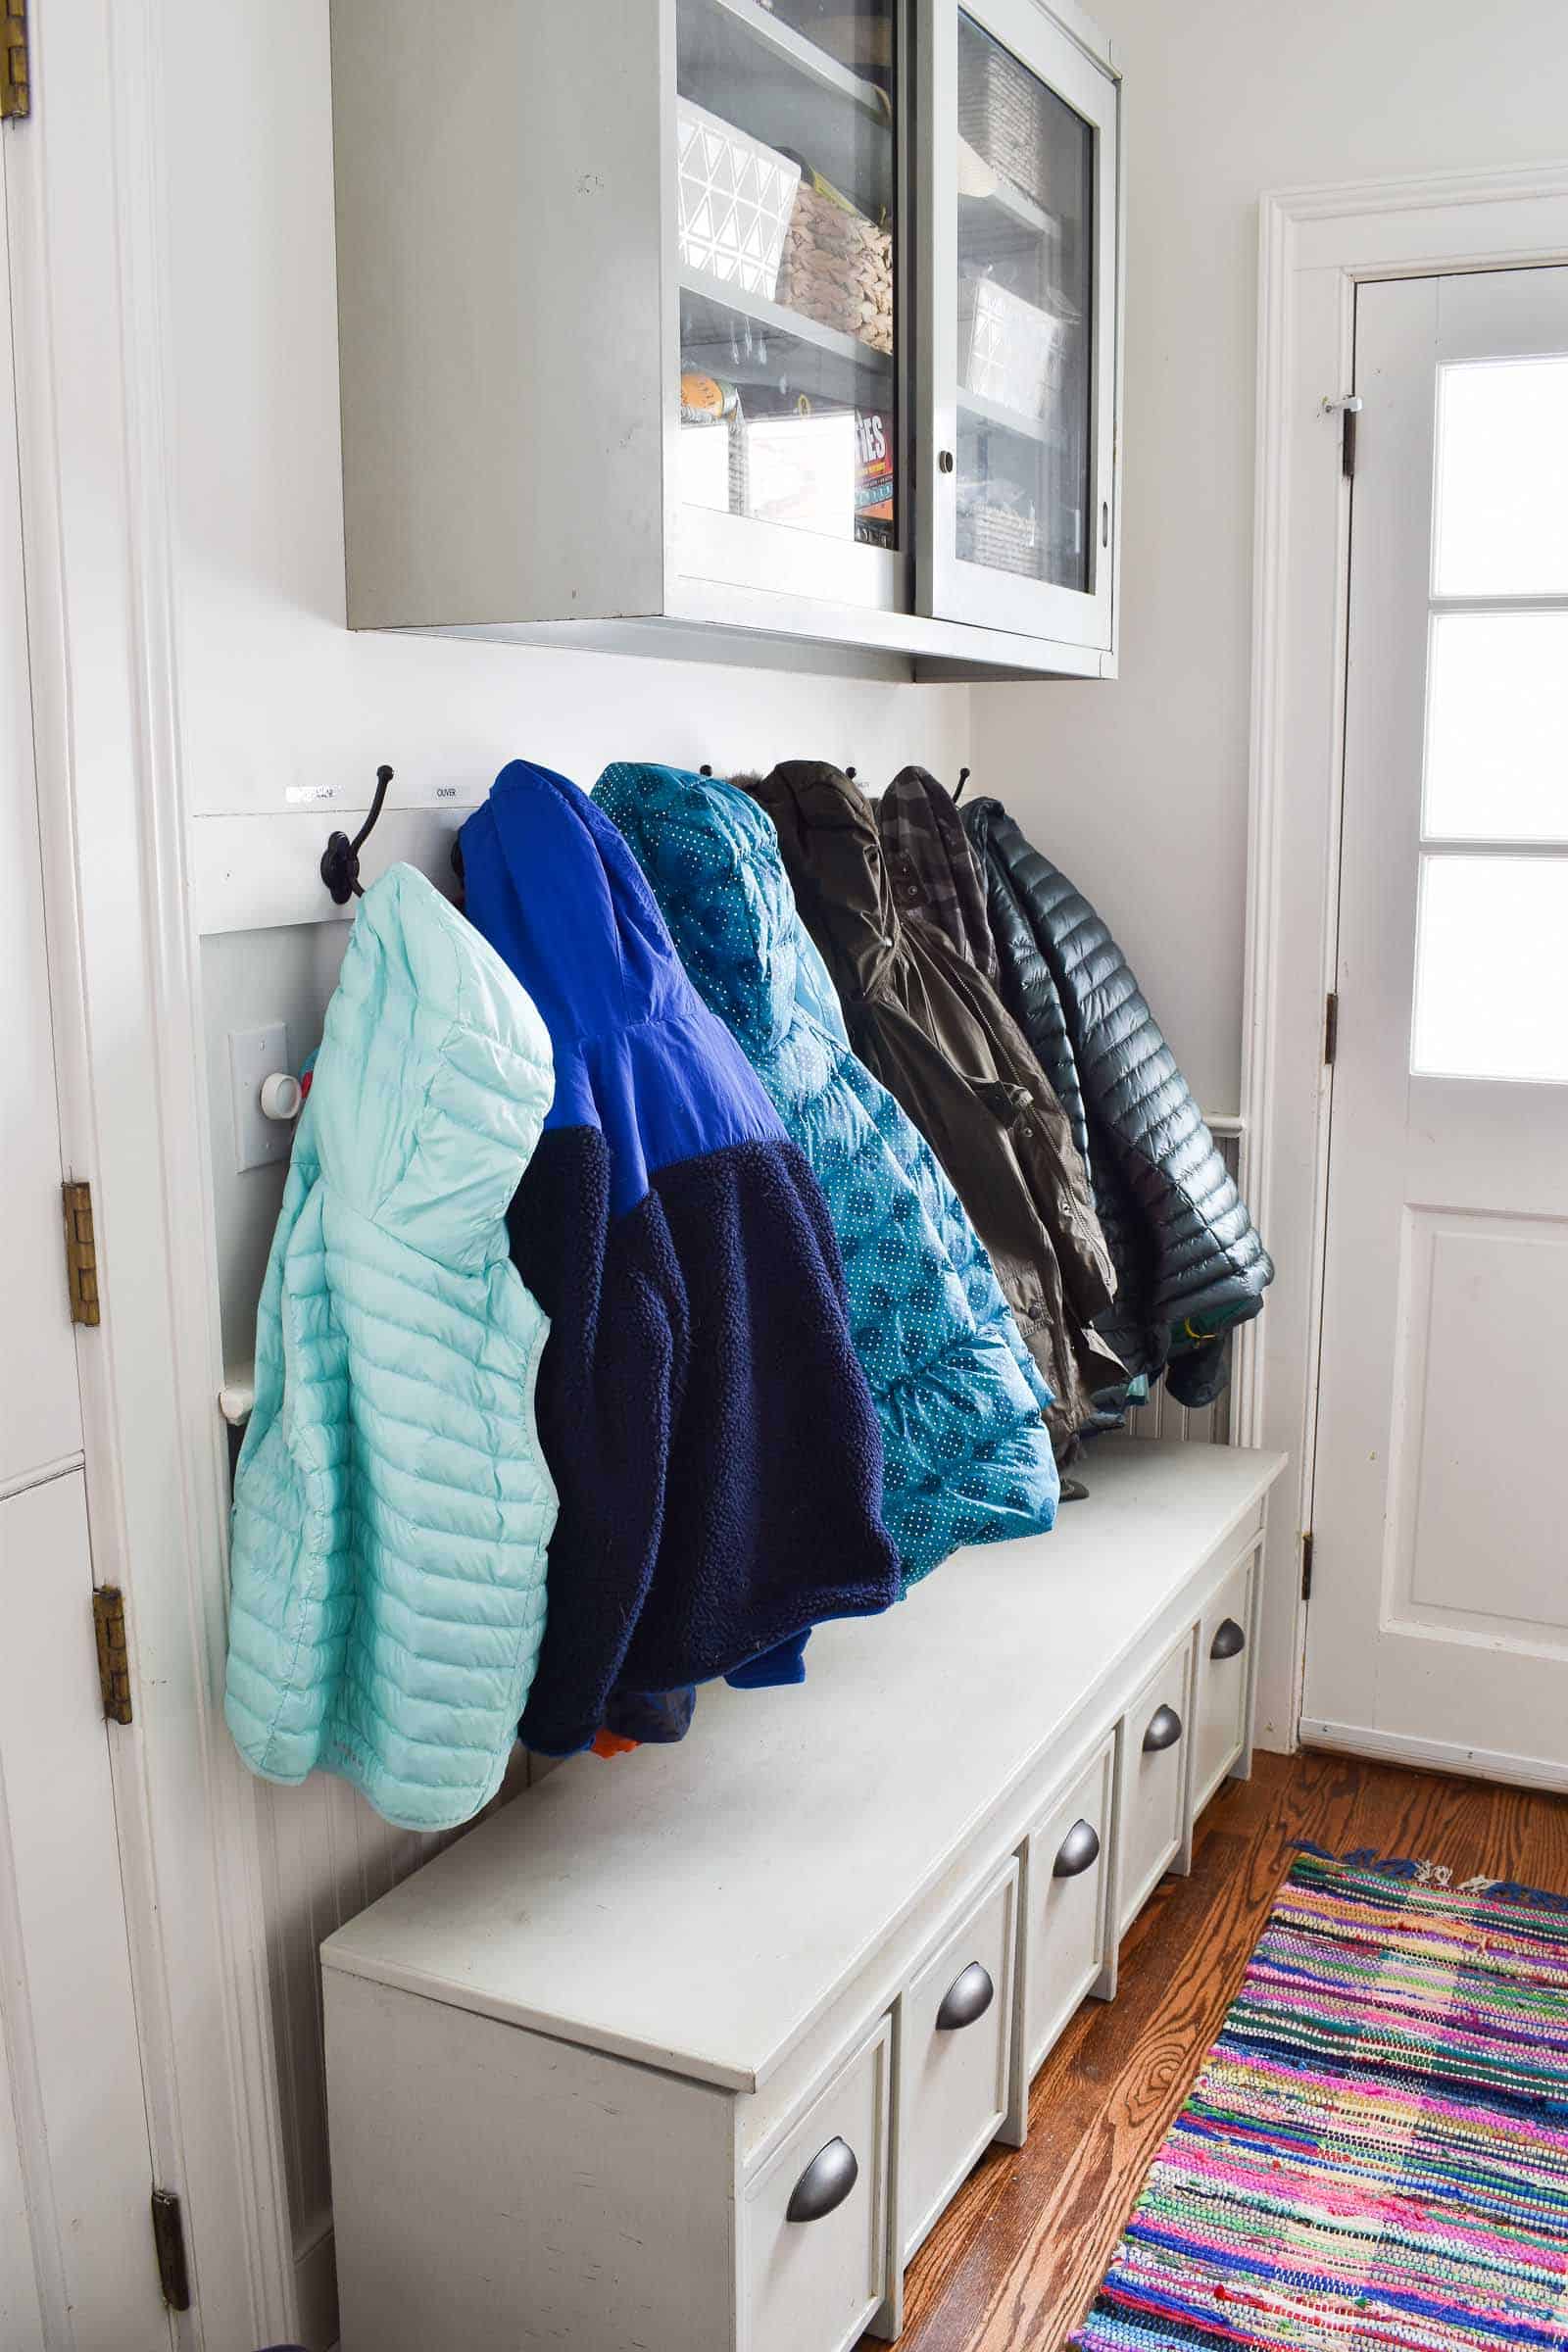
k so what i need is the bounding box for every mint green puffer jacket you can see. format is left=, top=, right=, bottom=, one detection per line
left=223, top=863, right=559, bottom=1831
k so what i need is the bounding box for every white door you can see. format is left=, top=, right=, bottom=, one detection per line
left=1304, top=267, right=1568, bottom=1785
left=0, top=127, right=173, bottom=2349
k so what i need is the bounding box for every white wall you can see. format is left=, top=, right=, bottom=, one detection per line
left=971, top=0, right=1568, bottom=1117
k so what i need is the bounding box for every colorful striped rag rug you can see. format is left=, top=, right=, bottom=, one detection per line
left=1071, top=1848, right=1568, bottom=2351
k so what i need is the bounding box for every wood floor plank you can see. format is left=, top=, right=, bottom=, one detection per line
left=871, top=1746, right=1568, bottom=2352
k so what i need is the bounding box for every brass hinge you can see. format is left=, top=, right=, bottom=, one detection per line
left=150, top=2189, right=191, bottom=2312
left=62, top=1179, right=100, bottom=1326
left=1323, top=990, right=1339, bottom=1068
left=1300, top=1531, right=1314, bottom=1603
left=92, top=1587, right=133, bottom=1725
left=1, top=0, right=28, bottom=121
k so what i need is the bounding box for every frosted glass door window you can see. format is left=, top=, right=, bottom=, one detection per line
left=953, top=13, right=1092, bottom=589
left=1413, top=858, right=1568, bottom=1083
left=1413, top=348, right=1568, bottom=1081
left=676, top=0, right=897, bottom=547
left=1424, top=612, right=1568, bottom=842
left=1433, top=357, right=1568, bottom=595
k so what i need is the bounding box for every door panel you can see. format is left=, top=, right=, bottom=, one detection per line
left=1305, top=267, right=1568, bottom=1775
left=0, top=1477, right=171, bottom=2348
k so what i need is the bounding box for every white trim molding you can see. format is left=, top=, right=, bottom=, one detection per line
left=1240, top=158, right=1568, bottom=1757
left=1299, top=1720, right=1568, bottom=1798
left=6, top=0, right=295, bottom=2339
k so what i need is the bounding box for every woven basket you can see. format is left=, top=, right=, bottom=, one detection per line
left=956, top=17, right=1054, bottom=214
left=956, top=500, right=1040, bottom=578
left=778, top=178, right=893, bottom=357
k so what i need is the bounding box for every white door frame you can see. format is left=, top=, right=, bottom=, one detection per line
left=1239, top=159, right=1568, bottom=1760
left=6, top=0, right=294, bottom=2341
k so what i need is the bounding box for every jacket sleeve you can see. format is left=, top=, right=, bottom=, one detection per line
left=506, top=1135, right=686, bottom=1758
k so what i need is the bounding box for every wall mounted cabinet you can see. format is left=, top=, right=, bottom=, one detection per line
left=330, top=0, right=1122, bottom=680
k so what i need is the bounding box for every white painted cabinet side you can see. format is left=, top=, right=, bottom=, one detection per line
left=331, top=0, right=668, bottom=630
left=325, top=1973, right=738, bottom=2352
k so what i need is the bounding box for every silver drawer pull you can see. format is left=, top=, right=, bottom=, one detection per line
left=786, top=2136, right=858, bottom=2225
left=1143, top=1703, right=1183, bottom=1753
left=1053, top=1817, right=1101, bottom=1879
left=935, top=1959, right=994, bottom=2032
left=1210, top=1617, right=1247, bottom=1661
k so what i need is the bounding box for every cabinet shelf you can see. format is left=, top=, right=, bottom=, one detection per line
left=957, top=387, right=1061, bottom=448
left=958, top=163, right=1061, bottom=250
left=688, top=0, right=888, bottom=122
left=680, top=266, right=890, bottom=379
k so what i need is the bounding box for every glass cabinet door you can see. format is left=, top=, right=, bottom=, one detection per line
left=918, top=0, right=1118, bottom=648
left=672, top=0, right=906, bottom=611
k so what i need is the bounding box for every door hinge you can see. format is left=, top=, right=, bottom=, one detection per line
left=150, top=2188, right=191, bottom=2312
left=92, top=1587, right=133, bottom=1725
left=1300, top=1531, right=1314, bottom=1603
left=62, top=1180, right=100, bottom=1326
left=1, top=0, right=27, bottom=120
left=1323, top=990, right=1339, bottom=1067
left=1322, top=393, right=1361, bottom=480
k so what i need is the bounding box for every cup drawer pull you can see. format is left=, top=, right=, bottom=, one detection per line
left=785, top=2136, right=858, bottom=2225
left=1210, top=1616, right=1247, bottom=1661
left=1053, top=1817, right=1102, bottom=1879
left=935, top=1960, right=995, bottom=2032
left=1143, top=1703, right=1183, bottom=1753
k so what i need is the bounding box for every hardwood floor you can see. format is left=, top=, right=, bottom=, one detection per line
left=876, top=1745, right=1568, bottom=2352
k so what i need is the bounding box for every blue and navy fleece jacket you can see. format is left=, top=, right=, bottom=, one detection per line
left=595, top=763, right=1059, bottom=1585
left=459, top=763, right=902, bottom=1756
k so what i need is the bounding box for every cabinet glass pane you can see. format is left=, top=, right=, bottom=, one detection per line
left=1433, top=357, right=1568, bottom=596
left=676, top=0, right=897, bottom=548
left=954, top=13, right=1093, bottom=590
left=1425, top=612, right=1568, bottom=843
left=1413, top=856, right=1568, bottom=1083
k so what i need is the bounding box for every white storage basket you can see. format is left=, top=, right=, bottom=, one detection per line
left=676, top=99, right=802, bottom=300
left=956, top=271, right=1076, bottom=420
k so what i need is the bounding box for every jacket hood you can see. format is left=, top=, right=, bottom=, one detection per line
left=592, top=762, right=799, bottom=1057
left=879, top=767, right=1000, bottom=980
left=308, top=861, right=554, bottom=1276
left=459, top=761, right=688, bottom=1055
left=742, top=760, right=901, bottom=999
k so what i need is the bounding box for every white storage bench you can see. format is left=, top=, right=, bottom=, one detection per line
left=322, top=1439, right=1286, bottom=2352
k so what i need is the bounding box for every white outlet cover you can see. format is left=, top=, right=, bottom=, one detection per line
left=229, top=1022, right=293, bottom=1173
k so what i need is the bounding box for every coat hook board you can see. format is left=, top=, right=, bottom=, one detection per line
left=320, top=764, right=394, bottom=905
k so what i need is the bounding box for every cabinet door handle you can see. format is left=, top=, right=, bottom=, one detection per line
left=1053, top=1817, right=1101, bottom=1879
left=935, top=1959, right=994, bottom=2032
left=786, top=2136, right=858, bottom=2225
left=1143, top=1703, right=1183, bottom=1753
left=1210, top=1617, right=1247, bottom=1661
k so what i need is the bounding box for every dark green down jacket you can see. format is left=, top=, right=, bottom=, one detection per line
left=963, top=797, right=1274, bottom=1407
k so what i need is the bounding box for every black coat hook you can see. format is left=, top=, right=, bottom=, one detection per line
left=320, top=764, right=393, bottom=905
left=954, top=765, right=971, bottom=804
left=699, top=763, right=713, bottom=777
left=845, top=764, right=858, bottom=782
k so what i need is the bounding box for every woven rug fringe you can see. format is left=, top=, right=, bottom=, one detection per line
left=1294, top=1839, right=1568, bottom=1912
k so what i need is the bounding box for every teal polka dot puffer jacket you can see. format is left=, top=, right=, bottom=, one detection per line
left=594, top=763, right=1058, bottom=1583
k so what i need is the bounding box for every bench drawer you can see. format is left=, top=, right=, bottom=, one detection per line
left=899, top=1861, right=1017, bottom=2263
left=745, top=2015, right=893, bottom=2352
left=1024, top=1736, right=1115, bottom=2079
left=1193, top=1548, right=1255, bottom=1814
left=1117, top=1637, right=1193, bottom=1936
